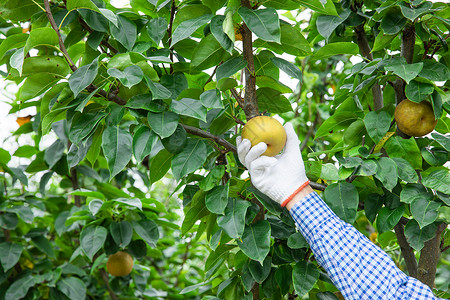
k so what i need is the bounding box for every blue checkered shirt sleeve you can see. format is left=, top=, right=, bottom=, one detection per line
left=289, top=192, right=443, bottom=300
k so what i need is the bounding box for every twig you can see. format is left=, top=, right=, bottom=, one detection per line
left=300, top=110, right=320, bottom=151
left=167, top=0, right=176, bottom=73
left=205, top=65, right=218, bottom=85
left=181, top=124, right=237, bottom=153
left=230, top=88, right=245, bottom=109
left=43, top=0, right=76, bottom=71
left=100, top=269, right=119, bottom=300
left=394, top=223, right=418, bottom=278
left=241, top=0, right=259, bottom=120
left=310, top=181, right=326, bottom=191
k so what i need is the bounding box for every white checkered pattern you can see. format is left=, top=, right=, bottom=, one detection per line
left=289, top=192, right=443, bottom=299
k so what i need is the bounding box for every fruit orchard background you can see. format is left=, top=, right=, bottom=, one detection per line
left=0, top=0, right=449, bottom=299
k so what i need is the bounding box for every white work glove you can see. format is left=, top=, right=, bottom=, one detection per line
left=236, top=123, right=309, bottom=207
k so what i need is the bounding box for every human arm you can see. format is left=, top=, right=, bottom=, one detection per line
left=237, top=123, right=442, bottom=300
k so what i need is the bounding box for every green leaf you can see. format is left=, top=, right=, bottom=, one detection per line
left=170, top=98, right=207, bottom=122
left=216, top=57, right=248, bottom=81
left=67, top=0, right=100, bottom=12
left=132, top=219, right=159, bottom=248
left=287, top=232, right=309, bottom=249
left=372, top=30, right=398, bottom=52
left=422, top=170, right=450, bottom=194
left=10, top=48, right=24, bottom=76
left=248, top=186, right=284, bottom=217
left=256, top=76, right=292, bottom=94
left=249, top=256, right=271, bottom=284
left=148, top=111, right=179, bottom=139
left=324, top=182, right=359, bottom=224
left=171, top=14, right=213, bottom=46
left=398, top=1, right=433, bottom=21
left=431, top=133, right=450, bottom=151
left=292, top=261, right=320, bottom=298
left=44, top=140, right=65, bottom=169
left=405, top=80, right=434, bottom=103
left=256, top=87, right=293, bottom=113
left=102, top=126, right=133, bottom=180
left=0, top=33, right=28, bottom=60
left=421, top=147, right=447, bottom=167
left=419, top=61, right=450, bottom=82
left=146, top=77, right=172, bottom=100
left=199, top=166, right=225, bottom=191
left=375, top=157, right=398, bottom=192
left=133, top=126, right=158, bottom=162
left=182, top=190, right=209, bottom=235
left=316, top=10, right=351, bottom=41
left=291, top=0, right=337, bottom=15
left=147, top=17, right=168, bottom=44
left=80, top=225, right=107, bottom=261
left=380, top=11, right=407, bottom=35
left=191, top=34, right=228, bottom=71
left=385, top=136, right=422, bottom=169
left=0, top=0, right=41, bottom=22
left=275, top=264, right=293, bottom=295
left=110, top=15, right=137, bottom=51
left=210, top=15, right=233, bottom=54
left=126, top=94, right=164, bottom=112
left=161, top=124, right=187, bottom=154
left=376, top=206, right=404, bottom=234
left=236, top=220, right=271, bottom=264
left=312, top=42, right=359, bottom=61
left=270, top=57, right=302, bottom=81
left=238, top=7, right=280, bottom=43
left=404, top=220, right=436, bottom=251
left=205, top=185, right=229, bottom=215
left=171, top=139, right=207, bottom=180
left=0, top=242, right=23, bottom=271
left=315, top=112, right=358, bottom=139
left=5, top=274, right=35, bottom=299
left=24, top=27, right=59, bottom=54
left=150, top=149, right=173, bottom=183
left=385, top=62, right=423, bottom=84
left=110, top=221, right=133, bottom=248
left=107, top=65, right=144, bottom=88
left=57, top=277, right=87, bottom=300
left=411, top=197, right=441, bottom=229
left=260, top=23, right=312, bottom=56
left=217, top=198, right=252, bottom=238
left=69, top=57, right=99, bottom=97
left=364, top=111, right=391, bottom=143
left=391, top=157, right=418, bottom=183
left=200, top=89, right=223, bottom=109
left=70, top=112, right=106, bottom=145
left=31, top=235, right=56, bottom=258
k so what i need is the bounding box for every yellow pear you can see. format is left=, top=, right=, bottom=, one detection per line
left=394, top=99, right=437, bottom=137
left=106, top=251, right=133, bottom=277
left=241, top=116, right=287, bottom=157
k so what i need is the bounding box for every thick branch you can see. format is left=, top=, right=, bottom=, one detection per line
left=394, top=223, right=418, bottom=278
left=354, top=24, right=383, bottom=111
left=43, top=0, right=76, bottom=71
left=417, top=223, right=447, bottom=288
left=310, top=181, right=326, bottom=191
left=181, top=124, right=236, bottom=153
left=241, top=0, right=259, bottom=120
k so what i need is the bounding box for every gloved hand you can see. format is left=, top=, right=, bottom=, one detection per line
left=236, top=123, right=309, bottom=207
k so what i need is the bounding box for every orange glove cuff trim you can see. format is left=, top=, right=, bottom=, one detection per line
left=281, top=180, right=310, bottom=207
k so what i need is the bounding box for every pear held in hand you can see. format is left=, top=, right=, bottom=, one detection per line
left=241, top=116, right=287, bottom=157
left=394, top=99, right=437, bottom=137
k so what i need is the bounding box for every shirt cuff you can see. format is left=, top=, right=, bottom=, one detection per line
left=289, top=191, right=339, bottom=245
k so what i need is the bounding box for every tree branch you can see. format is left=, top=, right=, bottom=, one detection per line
left=43, top=0, right=76, bottom=72
left=310, top=181, right=326, bottom=191
left=167, top=0, right=176, bottom=73
left=181, top=124, right=236, bottom=153
left=417, top=223, right=447, bottom=288
left=354, top=24, right=383, bottom=111
left=300, top=110, right=320, bottom=151
left=241, top=0, right=259, bottom=120
left=100, top=269, right=119, bottom=300
left=394, top=223, right=418, bottom=278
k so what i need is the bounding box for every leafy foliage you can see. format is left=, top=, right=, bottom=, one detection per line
left=0, top=0, right=449, bottom=299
